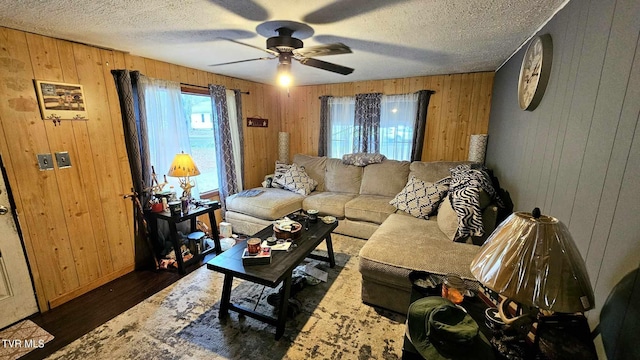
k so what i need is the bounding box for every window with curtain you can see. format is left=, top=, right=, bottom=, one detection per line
left=379, top=93, right=418, bottom=161
left=180, top=91, right=219, bottom=193
left=327, top=96, right=356, bottom=159
left=141, top=78, right=232, bottom=199
left=325, top=93, right=420, bottom=161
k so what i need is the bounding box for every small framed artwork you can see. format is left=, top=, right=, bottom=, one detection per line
left=247, top=117, right=268, bottom=127
left=34, top=80, right=88, bottom=120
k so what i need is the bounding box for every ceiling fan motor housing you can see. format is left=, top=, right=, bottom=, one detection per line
left=267, top=27, right=303, bottom=52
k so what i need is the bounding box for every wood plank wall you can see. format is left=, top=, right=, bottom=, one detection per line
left=278, top=72, right=494, bottom=161
left=0, top=27, right=280, bottom=310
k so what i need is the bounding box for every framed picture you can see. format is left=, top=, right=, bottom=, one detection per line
left=34, top=80, right=88, bottom=120
left=247, top=117, right=268, bottom=127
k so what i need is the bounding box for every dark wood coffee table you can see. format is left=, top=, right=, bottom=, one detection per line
left=206, top=218, right=338, bottom=339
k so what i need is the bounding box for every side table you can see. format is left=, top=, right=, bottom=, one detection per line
left=402, top=281, right=598, bottom=360
left=148, top=203, right=221, bottom=274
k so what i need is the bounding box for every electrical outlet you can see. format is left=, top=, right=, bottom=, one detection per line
left=37, top=154, right=54, bottom=171
left=55, top=152, right=71, bottom=169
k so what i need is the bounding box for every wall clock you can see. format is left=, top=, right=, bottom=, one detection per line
left=518, top=34, right=553, bottom=111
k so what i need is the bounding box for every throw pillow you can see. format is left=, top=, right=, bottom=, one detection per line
left=437, top=194, right=459, bottom=241
left=272, top=161, right=290, bottom=189
left=274, top=163, right=318, bottom=195
left=342, top=152, right=387, bottom=166
left=390, top=176, right=450, bottom=219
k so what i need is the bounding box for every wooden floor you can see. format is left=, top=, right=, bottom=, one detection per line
left=21, top=253, right=217, bottom=360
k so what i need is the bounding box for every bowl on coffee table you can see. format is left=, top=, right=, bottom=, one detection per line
left=273, top=218, right=302, bottom=240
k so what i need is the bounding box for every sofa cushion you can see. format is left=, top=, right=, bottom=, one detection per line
left=359, top=214, right=481, bottom=281
left=359, top=159, right=410, bottom=197
left=302, top=192, right=357, bottom=218
left=344, top=195, right=397, bottom=224
left=437, top=195, right=459, bottom=241
left=226, top=187, right=303, bottom=221
left=274, top=163, right=318, bottom=195
left=390, top=176, right=450, bottom=219
left=324, top=158, right=363, bottom=194
left=409, top=161, right=471, bottom=183
left=293, top=154, right=327, bottom=192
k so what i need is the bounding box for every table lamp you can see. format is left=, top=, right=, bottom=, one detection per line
left=470, top=208, right=595, bottom=352
left=167, top=151, right=200, bottom=199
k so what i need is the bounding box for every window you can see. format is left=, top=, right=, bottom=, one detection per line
left=326, top=93, right=418, bottom=161
left=180, top=92, right=219, bottom=194
left=327, top=97, right=355, bottom=159
left=379, top=93, right=418, bottom=161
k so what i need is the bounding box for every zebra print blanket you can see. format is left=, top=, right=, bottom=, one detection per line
left=449, top=164, right=500, bottom=242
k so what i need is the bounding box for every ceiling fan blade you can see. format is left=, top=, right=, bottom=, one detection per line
left=219, top=37, right=279, bottom=56
left=298, top=58, right=354, bottom=75
left=314, top=35, right=451, bottom=63
left=136, top=29, right=255, bottom=44
left=209, top=57, right=274, bottom=67
left=293, top=43, right=352, bottom=58
left=303, top=0, right=410, bottom=24
left=207, top=0, right=269, bottom=21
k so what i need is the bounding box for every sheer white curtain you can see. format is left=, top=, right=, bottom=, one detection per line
left=140, top=76, right=199, bottom=198
left=225, top=89, right=243, bottom=192
left=327, top=96, right=356, bottom=159
left=379, top=93, right=418, bottom=161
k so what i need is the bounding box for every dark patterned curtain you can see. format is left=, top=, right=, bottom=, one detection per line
left=209, top=84, right=239, bottom=214
left=111, top=70, right=151, bottom=201
left=410, top=90, right=435, bottom=161
left=318, top=95, right=332, bottom=156
left=111, top=69, right=152, bottom=269
left=353, top=93, right=382, bottom=153
left=233, top=89, right=245, bottom=189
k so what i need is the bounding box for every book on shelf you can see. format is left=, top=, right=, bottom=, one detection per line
left=242, top=247, right=272, bottom=265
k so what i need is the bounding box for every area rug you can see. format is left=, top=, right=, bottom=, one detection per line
left=0, top=320, right=54, bottom=360
left=46, top=235, right=407, bottom=359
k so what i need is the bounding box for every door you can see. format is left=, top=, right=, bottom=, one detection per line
left=0, top=158, right=38, bottom=329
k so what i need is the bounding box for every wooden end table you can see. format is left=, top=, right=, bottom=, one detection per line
left=148, top=203, right=221, bottom=274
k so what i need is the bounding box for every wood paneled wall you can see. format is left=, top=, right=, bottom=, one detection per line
left=0, top=27, right=280, bottom=310
left=485, top=0, right=640, bottom=342
left=278, top=72, right=494, bottom=161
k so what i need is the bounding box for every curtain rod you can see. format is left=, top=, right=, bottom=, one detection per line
left=317, top=89, right=435, bottom=99
left=180, top=82, right=250, bottom=95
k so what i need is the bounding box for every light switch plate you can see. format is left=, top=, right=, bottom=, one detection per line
left=37, top=154, right=54, bottom=171
left=55, top=152, right=71, bottom=169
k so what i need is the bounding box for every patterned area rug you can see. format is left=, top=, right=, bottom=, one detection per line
left=0, top=320, right=54, bottom=360
left=46, top=235, right=407, bottom=359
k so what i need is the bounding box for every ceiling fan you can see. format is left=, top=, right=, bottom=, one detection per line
left=209, top=20, right=354, bottom=84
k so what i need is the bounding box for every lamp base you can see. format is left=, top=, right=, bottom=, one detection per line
left=179, top=177, right=195, bottom=199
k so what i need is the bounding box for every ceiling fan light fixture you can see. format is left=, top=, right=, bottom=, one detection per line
left=277, top=63, right=292, bottom=87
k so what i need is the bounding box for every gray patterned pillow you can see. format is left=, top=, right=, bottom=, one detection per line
left=271, top=161, right=290, bottom=189
left=342, top=153, right=387, bottom=166
left=390, top=176, right=450, bottom=219
left=274, top=163, right=318, bottom=195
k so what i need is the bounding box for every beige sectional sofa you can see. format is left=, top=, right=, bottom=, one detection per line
left=224, top=154, right=499, bottom=314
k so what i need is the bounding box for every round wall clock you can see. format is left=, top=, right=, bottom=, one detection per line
left=518, top=34, right=553, bottom=111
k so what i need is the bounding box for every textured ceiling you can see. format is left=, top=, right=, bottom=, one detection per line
left=0, top=0, right=567, bottom=86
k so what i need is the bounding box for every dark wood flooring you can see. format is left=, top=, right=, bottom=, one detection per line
left=21, top=253, right=217, bottom=360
